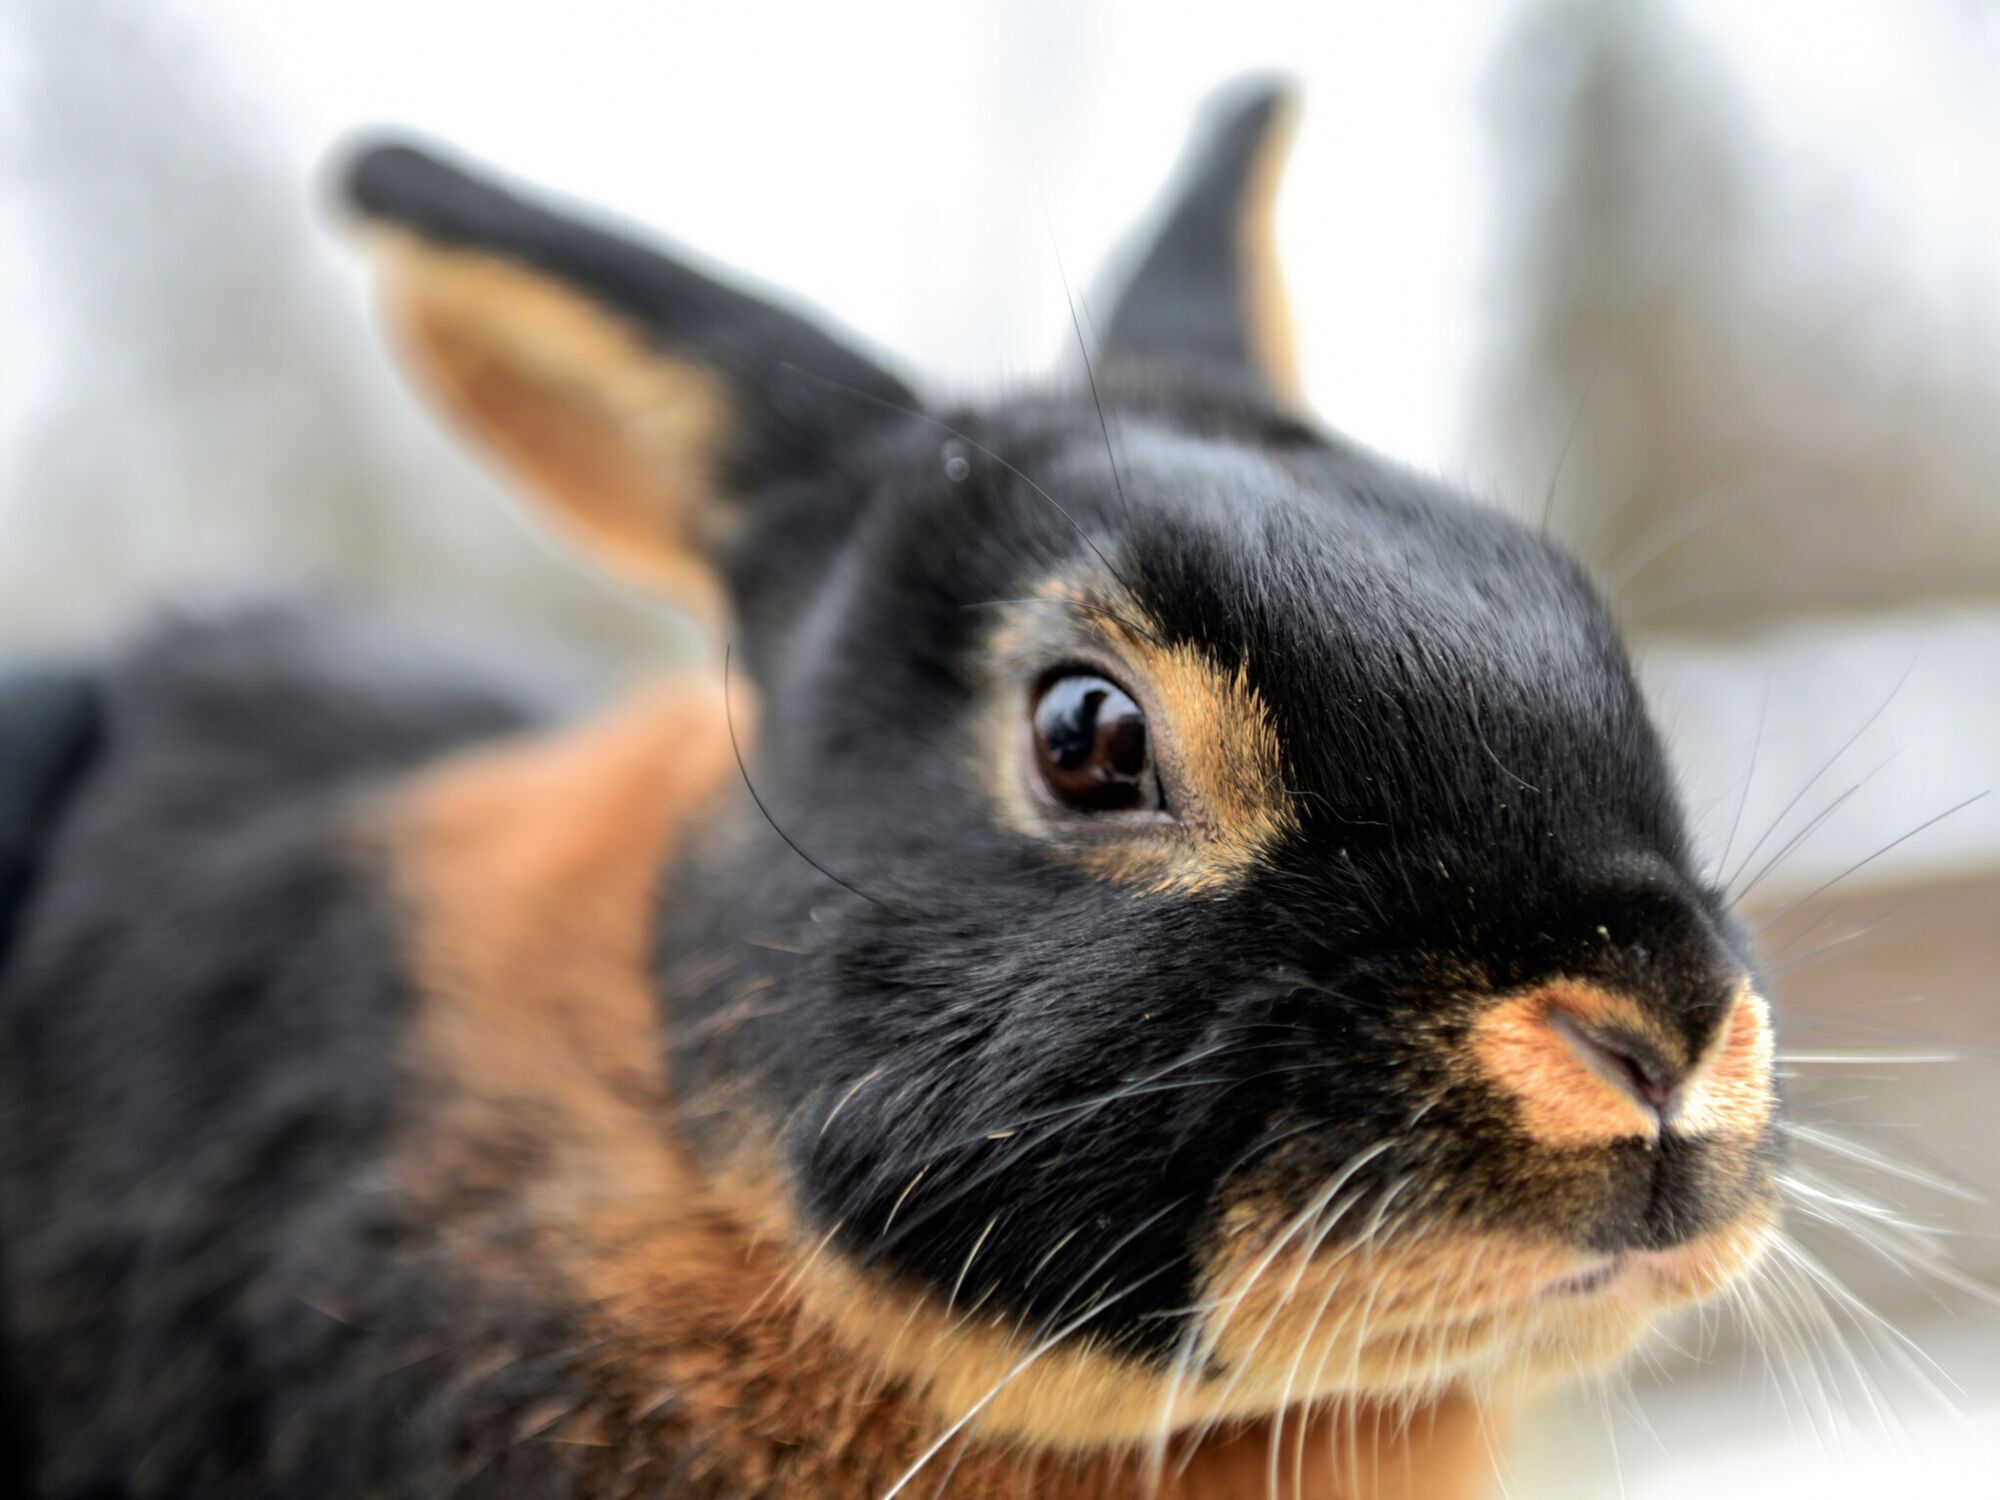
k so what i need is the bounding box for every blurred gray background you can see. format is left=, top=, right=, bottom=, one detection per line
left=2, top=0, right=1995, bottom=1493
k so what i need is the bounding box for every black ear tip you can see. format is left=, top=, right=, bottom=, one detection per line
left=334, top=134, right=486, bottom=227
left=1198, top=72, right=1303, bottom=163
left=344, top=139, right=443, bottom=215
left=331, top=133, right=553, bottom=262
left=1219, top=71, right=1302, bottom=118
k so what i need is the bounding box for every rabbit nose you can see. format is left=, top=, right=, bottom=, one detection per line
left=1469, top=980, right=1775, bottom=1150
left=1546, top=1011, right=1683, bottom=1126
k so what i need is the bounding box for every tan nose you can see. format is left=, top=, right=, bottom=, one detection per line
left=1470, top=980, right=1775, bottom=1149
left=1547, top=1010, right=1684, bottom=1125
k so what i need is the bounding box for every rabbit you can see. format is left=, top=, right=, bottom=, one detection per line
left=0, top=81, right=1779, bottom=1499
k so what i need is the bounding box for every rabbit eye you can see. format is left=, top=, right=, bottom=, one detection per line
left=1030, top=672, right=1161, bottom=813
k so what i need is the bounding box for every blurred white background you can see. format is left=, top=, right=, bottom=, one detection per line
left=2, top=1, right=1996, bottom=1493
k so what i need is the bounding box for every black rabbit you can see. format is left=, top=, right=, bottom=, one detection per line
left=0, top=82, right=1778, bottom=1499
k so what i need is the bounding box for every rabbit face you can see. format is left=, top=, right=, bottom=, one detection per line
left=659, top=379, right=1776, bottom=1428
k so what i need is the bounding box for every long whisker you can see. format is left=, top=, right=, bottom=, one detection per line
left=879, top=1284, right=1148, bottom=1499
left=1765, top=1231, right=1980, bottom=1438
left=723, top=644, right=890, bottom=911
left=1779, top=1167, right=2000, bottom=1309
left=1779, top=1121, right=1985, bottom=1204
left=1540, top=348, right=1605, bottom=535
left=1141, top=1311, right=1208, bottom=1493
left=878, top=1202, right=1185, bottom=1499
left=863, top=1034, right=1268, bottom=1259
left=1778, top=1049, right=1961, bottom=1066
left=1731, top=778, right=1870, bottom=908
left=1042, top=206, right=1135, bottom=535
left=1722, top=659, right=1916, bottom=896
left=1712, top=681, right=1770, bottom=885
left=1754, top=789, right=1990, bottom=921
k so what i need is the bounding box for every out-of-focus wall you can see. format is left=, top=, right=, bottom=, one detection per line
left=1480, top=0, right=2000, bottom=632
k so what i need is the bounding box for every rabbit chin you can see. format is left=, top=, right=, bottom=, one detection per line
left=791, top=1207, right=1776, bottom=1453
left=1191, top=1208, right=1778, bottom=1419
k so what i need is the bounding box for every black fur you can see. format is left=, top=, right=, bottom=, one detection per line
left=1103, top=81, right=1294, bottom=394
left=0, top=663, right=104, bottom=972
left=0, top=662, right=104, bottom=1495
left=0, top=607, right=613, bottom=1498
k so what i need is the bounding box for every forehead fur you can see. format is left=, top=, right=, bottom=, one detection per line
left=926, top=388, right=1683, bottom=869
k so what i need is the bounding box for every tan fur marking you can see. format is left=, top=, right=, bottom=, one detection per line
left=1165, top=1395, right=1496, bottom=1500
left=1238, top=93, right=1304, bottom=407
left=386, top=683, right=1491, bottom=1495
left=1470, top=981, right=1675, bottom=1148
left=370, top=231, right=735, bottom=622
left=987, top=579, right=1300, bottom=895
left=1673, top=984, right=1776, bottom=1139
left=1468, top=979, right=1775, bottom=1150
left=1201, top=1209, right=1775, bottom=1410
left=390, top=683, right=735, bottom=1209
left=780, top=1240, right=1355, bottom=1449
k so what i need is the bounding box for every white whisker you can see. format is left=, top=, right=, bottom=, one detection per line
left=1777, top=1050, right=1961, bottom=1066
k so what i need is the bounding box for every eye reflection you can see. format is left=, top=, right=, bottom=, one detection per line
left=1030, top=672, right=1161, bottom=814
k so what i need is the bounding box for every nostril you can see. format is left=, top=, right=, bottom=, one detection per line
left=1547, top=1010, right=1683, bottom=1122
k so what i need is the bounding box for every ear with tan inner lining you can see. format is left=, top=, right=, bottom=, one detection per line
left=343, top=142, right=918, bottom=624
left=1102, top=78, right=1303, bottom=406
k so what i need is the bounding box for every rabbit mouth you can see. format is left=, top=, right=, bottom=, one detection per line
left=1539, top=1255, right=1628, bottom=1297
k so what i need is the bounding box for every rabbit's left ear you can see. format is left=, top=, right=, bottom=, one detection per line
left=343, top=143, right=916, bottom=623
left=1102, top=80, right=1302, bottom=406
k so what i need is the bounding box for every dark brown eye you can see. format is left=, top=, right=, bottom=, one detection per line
left=1030, top=672, right=1161, bottom=813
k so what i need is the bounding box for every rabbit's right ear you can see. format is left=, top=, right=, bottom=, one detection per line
left=343, top=142, right=917, bottom=623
